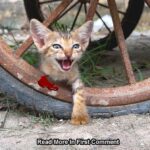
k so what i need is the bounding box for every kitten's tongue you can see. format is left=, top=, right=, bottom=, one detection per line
left=61, top=59, right=72, bottom=71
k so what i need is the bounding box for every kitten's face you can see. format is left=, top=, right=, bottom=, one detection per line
left=43, top=32, right=86, bottom=71
left=30, top=19, right=93, bottom=72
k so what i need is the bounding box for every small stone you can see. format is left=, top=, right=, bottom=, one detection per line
left=4, top=29, right=8, bottom=34
left=112, top=123, right=116, bottom=126
left=140, top=143, right=144, bottom=146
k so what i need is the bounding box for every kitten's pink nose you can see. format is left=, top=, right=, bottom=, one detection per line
left=64, top=50, right=72, bottom=58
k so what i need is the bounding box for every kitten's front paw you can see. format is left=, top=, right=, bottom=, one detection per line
left=71, top=113, right=89, bottom=125
left=71, top=89, right=89, bottom=125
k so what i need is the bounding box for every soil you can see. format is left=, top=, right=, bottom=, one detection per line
left=0, top=111, right=150, bottom=150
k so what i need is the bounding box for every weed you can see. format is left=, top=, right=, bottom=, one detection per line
left=132, top=62, right=144, bottom=81
left=0, top=93, right=54, bottom=125
left=79, top=44, right=108, bottom=86
left=22, top=50, right=40, bottom=67
left=30, top=112, right=54, bottom=126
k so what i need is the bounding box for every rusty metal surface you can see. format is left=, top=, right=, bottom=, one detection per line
left=145, top=0, right=150, bottom=7
left=107, top=0, right=136, bottom=84
left=15, top=0, right=73, bottom=57
left=86, top=0, right=98, bottom=21
left=85, top=78, right=150, bottom=106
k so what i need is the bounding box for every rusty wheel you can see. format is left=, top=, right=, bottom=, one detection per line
left=1, top=67, right=150, bottom=119
left=0, top=0, right=150, bottom=118
left=23, top=0, right=144, bottom=49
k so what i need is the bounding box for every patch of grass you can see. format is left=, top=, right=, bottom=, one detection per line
left=132, top=62, right=144, bottom=81
left=79, top=44, right=109, bottom=86
left=52, top=21, right=69, bottom=32
left=30, top=112, right=54, bottom=126
left=22, top=51, right=40, bottom=67
left=0, top=94, right=54, bottom=125
left=0, top=93, right=18, bottom=110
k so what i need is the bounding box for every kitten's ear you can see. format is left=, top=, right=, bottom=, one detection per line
left=30, top=19, right=51, bottom=52
left=75, top=21, right=93, bottom=49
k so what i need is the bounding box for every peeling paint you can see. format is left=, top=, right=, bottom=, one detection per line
left=29, top=83, right=41, bottom=90
left=99, top=100, right=109, bottom=106
left=17, top=73, right=23, bottom=79
left=48, top=91, right=58, bottom=96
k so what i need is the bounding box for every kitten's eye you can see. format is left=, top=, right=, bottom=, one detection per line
left=52, top=44, right=62, bottom=49
left=72, top=44, right=80, bottom=49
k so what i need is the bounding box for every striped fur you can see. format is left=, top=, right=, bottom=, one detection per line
left=30, top=19, right=93, bottom=125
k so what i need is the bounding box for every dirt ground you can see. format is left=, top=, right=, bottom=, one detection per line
left=0, top=111, right=150, bottom=150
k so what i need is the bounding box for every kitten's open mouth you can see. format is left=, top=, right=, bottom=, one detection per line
left=56, top=58, right=73, bottom=71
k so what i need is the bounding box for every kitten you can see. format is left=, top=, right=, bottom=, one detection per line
left=30, top=19, right=93, bottom=125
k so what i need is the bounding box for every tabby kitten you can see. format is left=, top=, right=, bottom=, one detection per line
left=30, top=19, right=93, bottom=125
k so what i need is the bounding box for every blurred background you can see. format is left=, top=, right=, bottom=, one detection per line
left=0, top=0, right=149, bottom=36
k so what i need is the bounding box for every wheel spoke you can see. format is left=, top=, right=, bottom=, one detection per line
left=107, top=0, right=136, bottom=84
left=39, top=0, right=61, bottom=5
left=71, top=3, right=82, bottom=30
left=86, top=0, right=98, bottom=21
left=95, top=10, right=111, bottom=33
left=98, top=3, right=125, bottom=15
left=84, top=3, right=87, bottom=14
left=58, top=1, right=79, bottom=20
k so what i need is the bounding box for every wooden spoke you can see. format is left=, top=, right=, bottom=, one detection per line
left=71, top=3, right=82, bottom=30
left=58, top=0, right=79, bottom=20
left=95, top=10, right=112, bottom=33
left=108, top=0, right=136, bottom=84
left=39, top=0, right=61, bottom=5
left=84, top=3, right=87, bottom=14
